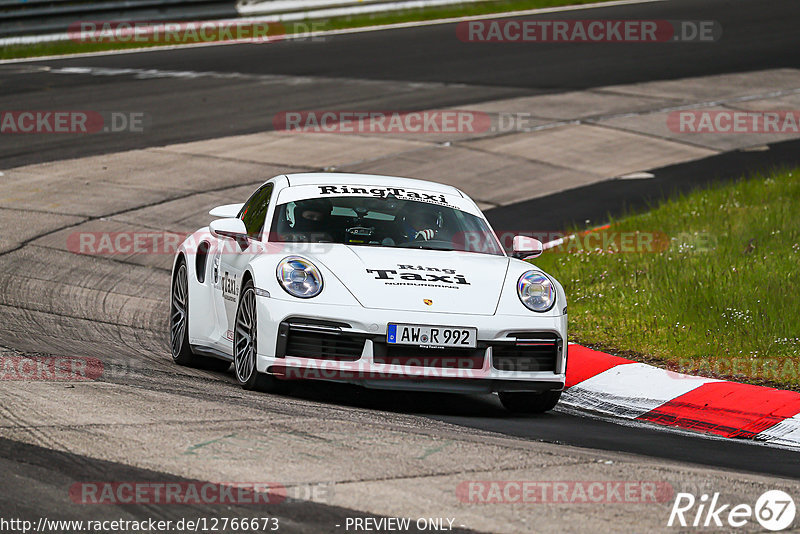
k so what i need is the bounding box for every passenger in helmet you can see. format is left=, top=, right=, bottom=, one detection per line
left=281, top=198, right=334, bottom=242
left=293, top=198, right=332, bottom=231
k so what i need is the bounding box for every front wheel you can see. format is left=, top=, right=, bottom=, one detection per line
left=234, top=279, right=283, bottom=392
left=499, top=390, right=562, bottom=413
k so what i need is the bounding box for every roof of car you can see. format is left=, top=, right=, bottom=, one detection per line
left=283, top=172, right=463, bottom=196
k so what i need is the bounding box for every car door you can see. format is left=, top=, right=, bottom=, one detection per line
left=212, top=182, right=274, bottom=352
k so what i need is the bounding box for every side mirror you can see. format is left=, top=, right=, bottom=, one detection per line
left=209, top=203, right=244, bottom=218
left=512, top=235, right=543, bottom=260
left=210, top=218, right=249, bottom=250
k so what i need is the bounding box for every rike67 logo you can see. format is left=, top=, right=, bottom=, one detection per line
left=668, top=490, right=796, bottom=531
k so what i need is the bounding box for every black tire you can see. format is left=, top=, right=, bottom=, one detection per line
left=170, top=259, right=196, bottom=366
left=499, top=390, right=562, bottom=413
left=170, top=258, right=231, bottom=373
left=234, top=279, right=284, bottom=392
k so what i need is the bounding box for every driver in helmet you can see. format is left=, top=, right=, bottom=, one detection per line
left=400, top=203, right=438, bottom=242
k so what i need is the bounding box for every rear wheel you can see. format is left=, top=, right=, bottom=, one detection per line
left=499, top=390, right=561, bottom=413
left=170, top=259, right=230, bottom=372
left=234, top=279, right=283, bottom=392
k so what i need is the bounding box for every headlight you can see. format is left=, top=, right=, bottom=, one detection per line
left=517, top=270, right=555, bottom=312
left=277, top=256, right=323, bottom=298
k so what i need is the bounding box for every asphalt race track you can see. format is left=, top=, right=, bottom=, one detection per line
left=4, top=0, right=800, bottom=169
left=2, top=0, right=800, bottom=531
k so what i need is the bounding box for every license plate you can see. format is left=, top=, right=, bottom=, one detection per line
left=387, top=323, right=477, bottom=349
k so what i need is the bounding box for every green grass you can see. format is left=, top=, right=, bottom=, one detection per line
left=533, top=168, right=800, bottom=389
left=1, top=0, right=612, bottom=60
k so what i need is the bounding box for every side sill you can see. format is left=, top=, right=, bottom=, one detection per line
left=190, top=344, right=233, bottom=362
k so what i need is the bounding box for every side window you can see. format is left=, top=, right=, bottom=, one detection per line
left=238, top=183, right=274, bottom=239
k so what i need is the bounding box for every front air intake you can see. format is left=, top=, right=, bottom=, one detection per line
left=278, top=321, right=365, bottom=361
left=491, top=333, right=560, bottom=372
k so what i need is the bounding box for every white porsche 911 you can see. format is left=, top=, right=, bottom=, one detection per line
left=170, top=173, right=567, bottom=412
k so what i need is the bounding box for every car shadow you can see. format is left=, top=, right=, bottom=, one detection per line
left=275, top=378, right=530, bottom=418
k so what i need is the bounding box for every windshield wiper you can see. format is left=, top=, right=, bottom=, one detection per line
left=347, top=242, right=390, bottom=247
left=401, top=243, right=455, bottom=251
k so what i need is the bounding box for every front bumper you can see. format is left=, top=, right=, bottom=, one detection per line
left=255, top=297, right=567, bottom=393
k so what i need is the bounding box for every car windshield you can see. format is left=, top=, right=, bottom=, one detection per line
left=269, top=195, right=504, bottom=256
